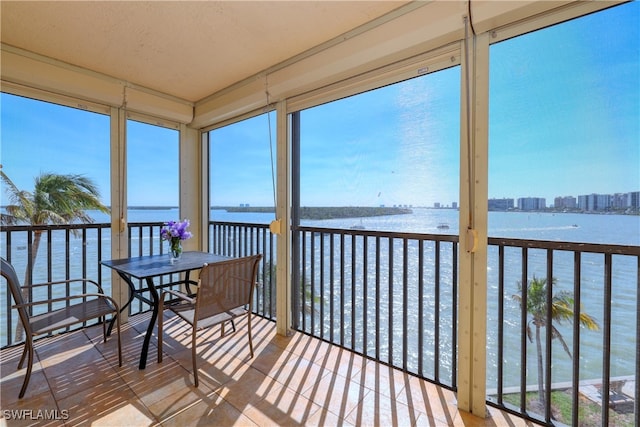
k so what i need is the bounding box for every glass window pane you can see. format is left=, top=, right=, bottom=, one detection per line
left=126, top=119, right=179, bottom=222
left=208, top=112, right=277, bottom=224
left=299, top=67, right=461, bottom=232
left=488, top=3, right=639, bottom=243
left=1, top=93, right=110, bottom=215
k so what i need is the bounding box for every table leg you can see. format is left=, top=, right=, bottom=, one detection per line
left=138, top=276, right=160, bottom=369
left=107, top=272, right=137, bottom=336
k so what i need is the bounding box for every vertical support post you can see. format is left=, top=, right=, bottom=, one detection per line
left=275, top=100, right=292, bottom=336
left=179, top=124, right=203, bottom=251
left=457, top=29, right=490, bottom=417
left=110, top=106, right=128, bottom=321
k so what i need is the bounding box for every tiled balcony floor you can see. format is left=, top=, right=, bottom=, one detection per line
left=1, top=312, right=535, bottom=426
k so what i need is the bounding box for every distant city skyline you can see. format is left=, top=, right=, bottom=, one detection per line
left=485, top=189, right=640, bottom=211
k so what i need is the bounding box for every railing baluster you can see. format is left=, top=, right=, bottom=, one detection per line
left=452, top=241, right=458, bottom=389
left=330, top=232, right=335, bottom=343
left=434, top=240, right=440, bottom=381
left=351, top=234, right=357, bottom=351
left=636, top=255, right=640, bottom=427
left=340, top=233, right=345, bottom=347
left=301, top=230, right=307, bottom=332
left=388, top=236, right=394, bottom=365
left=418, top=239, right=424, bottom=377
left=545, top=249, right=553, bottom=424
left=402, top=237, right=408, bottom=371
left=320, top=232, right=325, bottom=340
left=571, top=251, right=581, bottom=426
left=363, top=234, right=368, bottom=358
left=520, top=247, right=528, bottom=413
left=602, top=253, right=612, bottom=427
left=497, top=244, right=504, bottom=404
left=375, top=235, right=381, bottom=362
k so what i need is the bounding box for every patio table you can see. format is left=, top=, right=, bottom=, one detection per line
left=101, top=251, right=232, bottom=369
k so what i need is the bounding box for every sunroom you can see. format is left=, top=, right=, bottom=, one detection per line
left=1, top=1, right=638, bottom=426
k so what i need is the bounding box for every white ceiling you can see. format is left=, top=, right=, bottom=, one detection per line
left=0, top=1, right=408, bottom=103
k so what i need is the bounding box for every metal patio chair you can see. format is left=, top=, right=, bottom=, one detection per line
left=0, top=257, right=122, bottom=398
left=157, top=254, right=262, bottom=387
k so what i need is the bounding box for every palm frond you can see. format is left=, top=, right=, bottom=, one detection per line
left=551, top=325, right=572, bottom=358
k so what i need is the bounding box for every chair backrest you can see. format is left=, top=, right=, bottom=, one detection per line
left=1, top=257, right=32, bottom=332
left=196, top=254, right=262, bottom=321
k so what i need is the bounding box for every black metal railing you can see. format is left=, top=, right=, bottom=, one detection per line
left=293, top=225, right=459, bottom=389
left=0, top=221, right=199, bottom=346
left=2, top=220, right=638, bottom=427
left=486, top=237, right=639, bottom=427
left=209, top=221, right=276, bottom=320
left=1, top=223, right=111, bottom=347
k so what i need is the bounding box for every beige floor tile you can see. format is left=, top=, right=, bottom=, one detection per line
left=461, top=406, right=539, bottom=427
left=56, top=377, right=150, bottom=425
left=83, top=402, right=157, bottom=427
left=249, top=342, right=300, bottom=378
left=343, top=390, right=421, bottom=427
left=310, top=344, right=366, bottom=379
left=349, top=359, right=410, bottom=399
left=45, top=355, right=122, bottom=401
left=303, top=407, right=356, bottom=427
left=145, top=382, right=216, bottom=423
left=0, top=388, right=60, bottom=427
left=300, top=369, right=370, bottom=420
left=159, top=390, right=258, bottom=427
left=0, top=362, right=50, bottom=403
left=216, top=365, right=285, bottom=410
left=243, top=386, right=323, bottom=427
left=395, top=375, right=459, bottom=426
left=266, top=356, right=330, bottom=395
left=121, top=359, right=203, bottom=409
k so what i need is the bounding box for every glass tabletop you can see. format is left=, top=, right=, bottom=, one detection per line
left=101, top=251, right=232, bottom=279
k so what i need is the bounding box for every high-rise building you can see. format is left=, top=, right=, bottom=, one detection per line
left=554, top=196, right=577, bottom=209
left=611, top=193, right=628, bottom=209
left=488, top=198, right=514, bottom=211
left=517, top=197, right=545, bottom=210
left=578, top=193, right=611, bottom=211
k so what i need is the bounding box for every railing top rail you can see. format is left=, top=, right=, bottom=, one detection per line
left=0, top=221, right=172, bottom=232
left=1, top=223, right=110, bottom=232
left=488, top=236, right=640, bottom=256
left=295, top=225, right=460, bottom=243
left=210, top=221, right=271, bottom=229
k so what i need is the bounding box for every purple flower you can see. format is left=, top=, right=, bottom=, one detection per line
left=161, top=219, right=192, bottom=242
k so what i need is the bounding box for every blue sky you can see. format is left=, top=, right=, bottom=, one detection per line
left=2, top=2, right=638, bottom=208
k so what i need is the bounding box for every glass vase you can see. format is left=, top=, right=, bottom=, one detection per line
left=169, top=240, right=182, bottom=264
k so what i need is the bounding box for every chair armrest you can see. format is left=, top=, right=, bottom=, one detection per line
left=21, top=278, right=106, bottom=294
left=161, top=289, right=195, bottom=304
left=13, top=292, right=120, bottom=311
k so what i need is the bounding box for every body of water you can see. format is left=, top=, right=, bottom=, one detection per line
left=1, top=207, right=638, bottom=388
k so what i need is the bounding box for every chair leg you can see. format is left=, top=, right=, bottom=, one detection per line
left=102, top=316, right=108, bottom=343
left=247, top=314, right=254, bottom=358
left=115, top=313, right=122, bottom=367
left=158, top=306, right=164, bottom=363
left=18, top=340, right=34, bottom=399
left=191, top=328, right=199, bottom=387
left=17, top=342, right=28, bottom=369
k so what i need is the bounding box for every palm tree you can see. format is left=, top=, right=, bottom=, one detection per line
left=513, top=275, right=599, bottom=405
left=1, top=170, right=109, bottom=339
